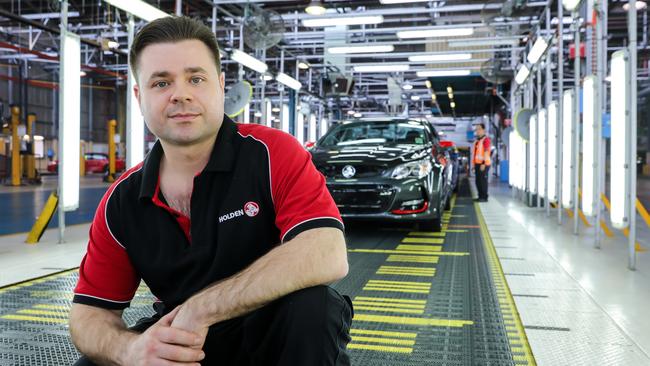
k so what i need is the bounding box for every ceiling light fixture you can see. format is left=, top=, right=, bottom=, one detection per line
left=275, top=73, right=302, bottom=91
left=354, top=64, right=410, bottom=73
left=305, top=0, right=327, bottom=15
left=328, top=44, right=395, bottom=54
left=623, top=1, right=647, bottom=10
left=408, top=53, right=472, bottom=62
left=416, top=69, right=471, bottom=77
left=303, top=15, right=384, bottom=27
left=397, top=27, right=473, bottom=39
left=231, top=49, right=268, bottom=73
left=103, top=0, right=169, bottom=21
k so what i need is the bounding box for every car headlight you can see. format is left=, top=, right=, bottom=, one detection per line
left=390, top=159, right=432, bottom=179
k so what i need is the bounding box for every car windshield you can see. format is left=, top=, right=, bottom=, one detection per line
left=319, top=121, right=427, bottom=148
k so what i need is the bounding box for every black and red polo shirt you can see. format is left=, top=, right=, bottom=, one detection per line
left=73, top=115, right=344, bottom=311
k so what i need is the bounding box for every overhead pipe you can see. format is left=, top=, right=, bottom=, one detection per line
left=0, top=41, right=126, bottom=80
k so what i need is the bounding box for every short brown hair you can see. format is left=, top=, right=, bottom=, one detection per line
left=129, top=16, right=221, bottom=80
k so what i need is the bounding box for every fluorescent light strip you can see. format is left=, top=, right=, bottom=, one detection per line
left=610, top=50, right=631, bottom=228
left=354, top=64, right=410, bottom=73
left=537, top=109, right=547, bottom=199
left=281, top=104, right=290, bottom=133
left=515, top=65, right=530, bottom=85
left=328, top=45, right=394, bottom=54
left=409, top=53, right=471, bottom=62
left=562, top=90, right=574, bottom=209
left=397, top=27, right=474, bottom=39
left=296, top=111, right=305, bottom=145
left=303, top=15, right=384, bottom=27
left=527, top=37, right=549, bottom=64
left=320, top=118, right=329, bottom=138
left=231, top=49, right=268, bottom=73
left=60, top=32, right=81, bottom=211
left=276, top=72, right=302, bottom=91
left=416, top=69, right=471, bottom=77
left=448, top=38, right=520, bottom=48
left=104, top=0, right=169, bottom=21
left=581, top=75, right=598, bottom=216
left=309, top=114, right=317, bottom=142
left=547, top=101, right=558, bottom=203
left=529, top=115, right=537, bottom=194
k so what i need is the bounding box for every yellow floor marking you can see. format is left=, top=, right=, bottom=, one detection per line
left=354, top=313, right=473, bottom=327
left=349, top=249, right=468, bottom=256
left=354, top=296, right=427, bottom=304
left=377, top=270, right=435, bottom=277
left=353, top=301, right=425, bottom=309
left=387, top=255, right=440, bottom=263
left=351, top=328, right=417, bottom=338
left=377, top=268, right=436, bottom=274
left=1, top=314, right=67, bottom=324
left=401, top=237, right=444, bottom=244
left=347, top=343, right=413, bottom=354
left=363, top=287, right=430, bottom=294
left=352, top=306, right=424, bottom=314
left=16, top=309, right=67, bottom=317
left=408, top=231, right=446, bottom=237
left=396, top=245, right=442, bottom=252
left=378, top=265, right=437, bottom=272
left=34, top=304, right=70, bottom=310
left=352, top=335, right=416, bottom=346
left=475, top=202, right=536, bottom=365
left=367, top=279, right=431, bottom=286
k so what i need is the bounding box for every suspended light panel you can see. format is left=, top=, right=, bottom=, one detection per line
left=547, top=101, right=558, bottom=203
left=610, top=50, right=631, bottom=228
left=537, top=109, right=547, bottom=199
left=529, top=114, right=537, bottom=194
left=562, top=90, right=575, bottom=209
left=582, top=75, right=599, bottom=217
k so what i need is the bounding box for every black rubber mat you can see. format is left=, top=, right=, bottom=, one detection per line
left=0, top=179, right=533, bottom=365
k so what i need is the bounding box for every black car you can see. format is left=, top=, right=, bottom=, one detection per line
left=310, top=118, right=453, bottom=231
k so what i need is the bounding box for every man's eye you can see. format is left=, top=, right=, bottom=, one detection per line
left=154, top=81, right=168, bottom=88
left=190, top=77, right=203, bottom=85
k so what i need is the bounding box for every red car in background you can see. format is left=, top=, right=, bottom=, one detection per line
left=47, top=152, right=126, bottom=174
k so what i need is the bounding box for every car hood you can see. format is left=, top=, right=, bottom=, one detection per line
left=311, top=144, right=431, bottom=179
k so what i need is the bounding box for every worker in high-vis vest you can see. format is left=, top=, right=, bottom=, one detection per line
left=472, top=123, right=492, bottom=202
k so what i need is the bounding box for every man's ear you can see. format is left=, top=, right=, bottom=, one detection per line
left=219, top=72, right=225, bottom=92
left=133, top=83, right=142, bottom=109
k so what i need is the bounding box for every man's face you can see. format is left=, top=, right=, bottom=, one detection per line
left=475, top=125, right=484, bottom=137
left=133, top=40, right=225, bottom=147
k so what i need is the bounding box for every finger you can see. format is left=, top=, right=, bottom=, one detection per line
left=155, top=326, right=204, bottom=347
left=151, top=359, right=201, bottom=366
left=159, top=306, right=181, bottom=326
left=154, top=342, right=205, bottom=363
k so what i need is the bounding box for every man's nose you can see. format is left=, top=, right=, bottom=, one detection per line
left=170, top=84, right=193, bottom=103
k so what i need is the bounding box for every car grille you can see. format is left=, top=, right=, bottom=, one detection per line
left=318, top=164, right=387, bottom=179
left=327, top=184, right=396, bottom=214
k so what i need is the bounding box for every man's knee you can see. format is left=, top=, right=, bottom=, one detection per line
left=274, top=286, right=352, bottom=332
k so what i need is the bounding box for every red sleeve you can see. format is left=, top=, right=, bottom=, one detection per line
left=267, top=131, right=344, bottom=242
left=483, top=137, right=491, bottom=150
left=73, top=183, right=140, bottom=310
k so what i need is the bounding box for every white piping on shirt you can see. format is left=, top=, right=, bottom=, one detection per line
left=281, top=216, right=345, bottom=243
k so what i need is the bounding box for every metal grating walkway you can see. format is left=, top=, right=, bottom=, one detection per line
left=0, top=180, right=534, bottom=365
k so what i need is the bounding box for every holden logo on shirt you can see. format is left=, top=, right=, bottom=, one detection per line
left=244, top=201, right=260, bottom=217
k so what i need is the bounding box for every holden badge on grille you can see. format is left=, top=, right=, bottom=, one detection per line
left=342, top=165, right=356, bottom=178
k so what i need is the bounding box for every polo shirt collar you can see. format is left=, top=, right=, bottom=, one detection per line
left=139, top=114, right=238, bottom=200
